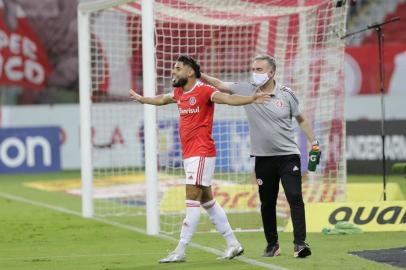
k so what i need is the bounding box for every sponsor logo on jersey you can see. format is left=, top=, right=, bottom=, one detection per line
left=178, top=106, right=200, bottom=115
left=189, top=96, right=197, bottom=105
left=293, top=165, right=299, bottom=171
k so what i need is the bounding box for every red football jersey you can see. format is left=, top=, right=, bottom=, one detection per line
left=172, top=81, right=219, bottom=158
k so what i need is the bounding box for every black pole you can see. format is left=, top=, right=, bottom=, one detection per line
left=341, top=16, right=400, bottom=201
left=375, top=26, right=387, bottom=201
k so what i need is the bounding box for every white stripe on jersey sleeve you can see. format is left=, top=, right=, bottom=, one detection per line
left=210, top=90, right=220, bottom=102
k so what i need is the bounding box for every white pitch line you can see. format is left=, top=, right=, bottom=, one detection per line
left=0, top=192, right=288, bottom=270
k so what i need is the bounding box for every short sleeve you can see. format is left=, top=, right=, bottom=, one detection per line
left=229, top=82, right=255, bottom=96
left=286, top=90, right=301, bottom=117
left=203, top=85, right=219, bottom=102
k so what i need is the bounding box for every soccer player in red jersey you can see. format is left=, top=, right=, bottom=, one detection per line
left=129, top=55, right=269, bottom=263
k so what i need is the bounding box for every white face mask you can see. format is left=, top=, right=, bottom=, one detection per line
left=252, top=72, right=269, bottom=87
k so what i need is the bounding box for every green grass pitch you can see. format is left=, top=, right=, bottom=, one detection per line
left=0, top=172, right=405, bottom=270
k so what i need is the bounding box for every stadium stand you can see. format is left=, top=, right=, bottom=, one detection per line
left=346, top=0, right=405, bottom=45
left=362, top=1, right=406, bottom=44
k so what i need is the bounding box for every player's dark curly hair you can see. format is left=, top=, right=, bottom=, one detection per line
left=176, top=55, right=201, bottom=78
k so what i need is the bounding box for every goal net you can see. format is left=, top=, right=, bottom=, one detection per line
left=78, top=0, right=348, bottom=234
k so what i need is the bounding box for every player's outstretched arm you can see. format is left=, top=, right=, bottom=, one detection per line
left=129, top=89, right=175, bottom=106
left=212, top=91, right=269, bottom=106
left=201, top=73, right=233, bottom=93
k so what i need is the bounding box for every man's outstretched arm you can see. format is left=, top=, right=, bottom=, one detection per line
left=211, top=91, right=269, bottom=106
left=129, top=89, right=175, bottom=105
left=201, top=73, right=234, bottom=93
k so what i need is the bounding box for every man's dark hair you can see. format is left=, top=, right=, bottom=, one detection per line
left=177, top=55, right=201, bottom=78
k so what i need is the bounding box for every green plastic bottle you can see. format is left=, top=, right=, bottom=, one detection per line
left=308, top=145, right=320, bottom=172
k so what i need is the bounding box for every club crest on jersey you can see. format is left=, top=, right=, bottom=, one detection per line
left=189, top=96, right=197, bottom=105
left=275, top=99, right=284, bottom=108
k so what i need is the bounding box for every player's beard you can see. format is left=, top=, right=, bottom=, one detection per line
left=172, top=77, right=188, bottom=87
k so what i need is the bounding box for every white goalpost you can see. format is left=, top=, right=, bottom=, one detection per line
left=78, top=1, right=93, bottom=219
left=78, top=0, right=160, bottom=234
left=78, top=0, right=348, bottom=235
left=140, top=0, right=159, bottom=235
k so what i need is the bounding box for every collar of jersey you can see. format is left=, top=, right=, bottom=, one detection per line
left=182, top=80, right=200, bottom=94
left=259, top=80, right=279, bottom=97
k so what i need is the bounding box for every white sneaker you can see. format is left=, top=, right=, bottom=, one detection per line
left=220, top=244, right=244, bottom=260
left=159, top=252, right=186, bottom=263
